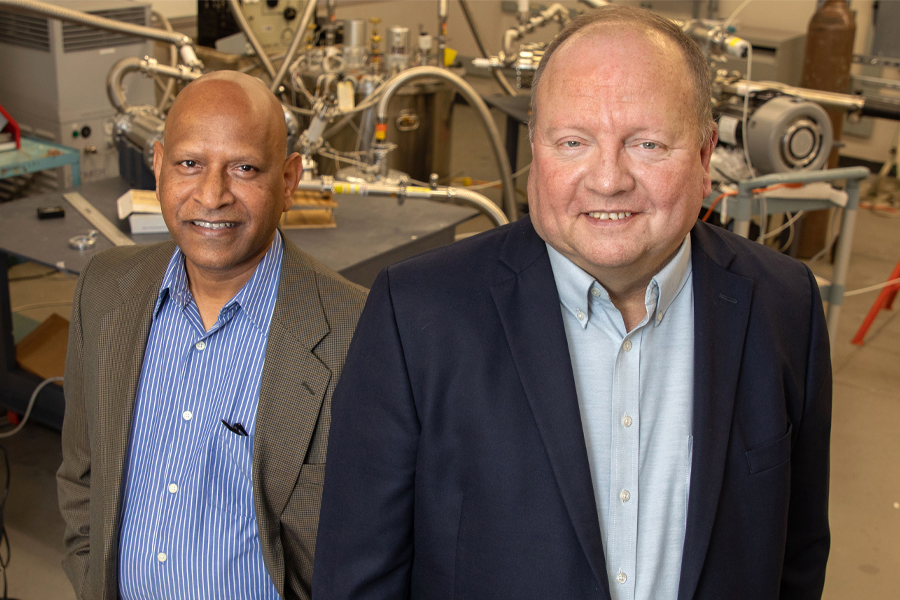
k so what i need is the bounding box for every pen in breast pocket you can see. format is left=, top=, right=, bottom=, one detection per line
left=221, top=419, right=249, bottom=436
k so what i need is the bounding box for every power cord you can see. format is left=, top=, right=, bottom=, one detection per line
left=0, top=444, right=10, bottom=599
left=0, top=377, right=64, bottom=439
left=0, top=376, right=63, bottom=599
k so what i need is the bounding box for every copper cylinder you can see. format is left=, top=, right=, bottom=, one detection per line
left=797, top=0, right=856, bottom=257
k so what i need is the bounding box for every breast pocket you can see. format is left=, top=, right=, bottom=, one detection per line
left=745, top=423, right=792, bottom=475
left=205, top=431, right=255, bottom=516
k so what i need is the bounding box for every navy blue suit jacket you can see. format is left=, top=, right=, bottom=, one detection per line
left=313, top=217, right=832, bottom=600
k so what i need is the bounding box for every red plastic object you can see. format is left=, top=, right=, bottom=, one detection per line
left=851, top=258, right=900, bottom=345
left=0, top=102, right=22, bottom=150
left=6, top=411, right=20, bottom=426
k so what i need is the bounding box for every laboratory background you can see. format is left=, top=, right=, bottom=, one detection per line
left=0, top=0, right=898, bottom=597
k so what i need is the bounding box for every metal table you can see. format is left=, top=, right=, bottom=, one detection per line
left=1, top=178, right=476, bottom=429
left=702, top=166, right=870, bottom=346
left=0, top=137, right=81, bottom=187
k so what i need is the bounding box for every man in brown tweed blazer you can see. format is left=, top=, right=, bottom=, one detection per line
left=57, top=71, right=366, bottom=599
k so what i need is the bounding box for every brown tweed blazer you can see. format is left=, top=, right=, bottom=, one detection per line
left=56, top=236, right=367, bottom=600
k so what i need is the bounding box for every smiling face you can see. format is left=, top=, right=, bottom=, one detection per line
left=153, top=73, right=301, bottom=286
left=528, top=25, right=716, bottom=296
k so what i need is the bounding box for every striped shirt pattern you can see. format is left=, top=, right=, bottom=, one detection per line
left=548, top=236, right=695, bottom=600
left=118, top=233, right=284, bottom=599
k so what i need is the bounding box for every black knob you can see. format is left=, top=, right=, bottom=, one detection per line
left=266, top=0, right=279, bottom=8
left=283, top=6, right=297, bottom=20
left=80, top=125, right=92, bottom=138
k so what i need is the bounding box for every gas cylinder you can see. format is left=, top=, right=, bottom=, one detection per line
left=798, top=0, right=856, bottom=257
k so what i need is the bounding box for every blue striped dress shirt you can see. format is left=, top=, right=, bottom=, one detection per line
left=118, top=233, right=284, bottom=599
left=547, top=236, right=694, bottom=600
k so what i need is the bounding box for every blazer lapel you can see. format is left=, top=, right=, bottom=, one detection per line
left=678, top=224, right=754, bottom=600
left=253, top=239, right=332, bottom=595
left=95, top=244, right=174, bottom=597
left=491, top=219, right=612, bottom=599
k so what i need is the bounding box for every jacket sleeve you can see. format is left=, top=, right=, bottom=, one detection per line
left=780, top=266, right=833, bottom=599
left=312, top=268, right=420, bottom=600
left=56, top=259, right=94, bottom=599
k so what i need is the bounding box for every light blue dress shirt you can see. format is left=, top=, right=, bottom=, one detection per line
left=117, top=233, right=284, bottom=600
left=547, top=236, right=695, bottom=600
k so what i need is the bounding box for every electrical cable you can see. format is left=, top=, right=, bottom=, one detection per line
left=454, top=162, right=532, bottom=190
left=0, top=442, right=10, bottom=599
left=843, top=277, right=900, bottom=297
left=723, top=0, right=754, bottom=31
left=741, top=45, right=755, bottom=178
left=701, top=182, right=804, bottom=223
left=809, top=208, right=842, bottom=263
left=758, top=210, right=804, bottom=241
left=0, top=377, right=64, bottom=439
left=10, top=301, right=72, bottom=313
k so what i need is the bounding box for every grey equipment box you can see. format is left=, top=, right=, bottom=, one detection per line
left=0, top=0, right=155, bottom=190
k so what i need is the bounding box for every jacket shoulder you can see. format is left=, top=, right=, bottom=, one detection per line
left=385, top=217, right=530, bottom=289
left=77, top=242, right=176, bottom=308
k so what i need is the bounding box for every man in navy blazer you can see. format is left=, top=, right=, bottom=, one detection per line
left=313, top=6, right=831, bottom=600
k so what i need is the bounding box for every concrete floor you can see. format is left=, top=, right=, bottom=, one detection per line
left=2, top=98, right=900, bottom=598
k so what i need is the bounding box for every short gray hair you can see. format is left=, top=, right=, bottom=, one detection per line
left=528, top=5, right=715, bottom=147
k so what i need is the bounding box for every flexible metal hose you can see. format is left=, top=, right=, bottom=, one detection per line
left=228, top=0, right=277, bottom=80
left=270, top=0, right=318, bottom=94
left=108, top=58, right=201, bottom=113
left=500, top=2, right=570, bottom=66
left=376, top=67, right=518, bottom=221
left=0, top=0, right=201, bottom=67
left=107, top=57, right=143, bottom=113
left=458, top=0, right=519, bottom=97
left=151, top=10, right=178, bottom=112
left=295, top=179, right=509, bottom=226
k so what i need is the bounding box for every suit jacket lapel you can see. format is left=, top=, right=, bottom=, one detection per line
left=678, top=223, right=754, bottom=600
left=491, top=218, right=612, bottom=599
left=95, top=243, right=174, bottom=597
left=253, top=238, right=332, bottom=595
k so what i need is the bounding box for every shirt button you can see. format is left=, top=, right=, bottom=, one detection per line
left=182, top=410, right=193, bottom=421
left=620, top=489, right=631, bottom=502
left=157, top=552, right=167, bottom=563
left=616, top=571, right=627, bottom=584
left=623, top=339, right=632, bottom=352
left=656, top=311, right=664, bottom=323
left=591, top=287, right=601, bottom=298
left=168, top=483, right=178, bottom=494
left=195, top=340, right=206, bottom=351
left=622, top=414, right=633, bottom=428
left=576, top=310, right=585, bottom=321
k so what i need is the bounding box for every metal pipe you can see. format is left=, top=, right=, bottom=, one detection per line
left=296, top=178, right=509, bottom=226
left=0, top=0, right=201, bottom=67
left=721, top=80, right=865, bottom=113
left=151, top=10, right=178, bottom=112
left=500, top=2, right=570, bottom=66
left=108, top=57, right=201, bottom=113
left=107, top=58, right=143, bottom=113
left=270, top=0, right=318, bottom=94
left=228, top=0, right=277, bottom=80
left=458, top=0, right=519, bottom=96
left=376, top=66, right=517, bottom=221
left=437, top=0, right=449, bottom=67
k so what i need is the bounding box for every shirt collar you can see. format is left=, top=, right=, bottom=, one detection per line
left=546, top=234, right=692, bottom=329
left=153, top=231, right=284, bottom=333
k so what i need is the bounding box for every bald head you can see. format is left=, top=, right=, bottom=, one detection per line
left=166, top=71, right=288, bottom=159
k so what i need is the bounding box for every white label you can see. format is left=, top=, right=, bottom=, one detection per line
left=337, top=81, right=355, bottom=112
left=718, top=115, right=739, bottom=146
left=99, top=48, right=115, bottom=55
